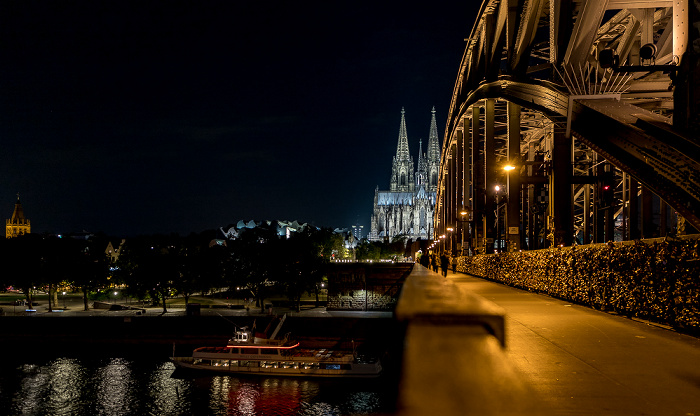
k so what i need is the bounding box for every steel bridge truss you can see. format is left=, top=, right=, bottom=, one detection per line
left=436, top=0, right=700, bottom=254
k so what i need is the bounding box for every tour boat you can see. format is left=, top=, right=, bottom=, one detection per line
left=170, top=316, right=382, bottom=378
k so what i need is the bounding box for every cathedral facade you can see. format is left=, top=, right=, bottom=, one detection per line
left=369, top=108, right=440, bottom=242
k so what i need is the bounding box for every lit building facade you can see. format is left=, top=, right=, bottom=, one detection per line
left=6, top=194, right=31, bottom=238
left=370, top=108, right=440, bottom=242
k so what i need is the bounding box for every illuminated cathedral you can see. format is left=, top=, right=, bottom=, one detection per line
left=369, top=108, right=440, bottom=242
left=6, top=194, right=31, bottom=238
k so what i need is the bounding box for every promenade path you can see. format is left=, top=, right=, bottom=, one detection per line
left=448, top=271, right=700, bottom=416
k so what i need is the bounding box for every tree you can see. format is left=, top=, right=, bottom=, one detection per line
left=228, top=223, right=284, bottom=313
left=69, top=237, right=111, bottom=311
left=277, top=227, right=329, bottom=312
left=175, top=235, right=228, bottom=306
left=116, top=235, right=180, bottom=313
left=1, top=234, right=43, bottom=309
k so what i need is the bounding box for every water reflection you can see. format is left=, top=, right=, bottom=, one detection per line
left=18, top=358, right=87, bottom=416
left=95, top=358, right=133, bottom=415
left=2, top=358, right=391, bottom=415
left=148, top=362, right=189, bottom=415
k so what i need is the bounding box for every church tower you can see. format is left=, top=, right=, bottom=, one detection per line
left=370, top=108, right=440, bottom=242
left=389, top=108, right=415, bottom=192
left=6, top=194, right=31, bottom=238
left=416, top=139, right=427, bottom=189
left=426, top=106, right=441, bottom=192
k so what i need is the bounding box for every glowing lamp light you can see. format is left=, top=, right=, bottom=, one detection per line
left=495, top=185, right=501, bottom=192
left=504, top=165, right=516, bottom=171
left=447, top=227, right=454, bottom=232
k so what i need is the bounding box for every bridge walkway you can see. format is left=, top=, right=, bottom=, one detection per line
left=447, top=271, right=700, bottom=416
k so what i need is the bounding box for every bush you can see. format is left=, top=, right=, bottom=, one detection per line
left=457, top=237, right=700, bottom=331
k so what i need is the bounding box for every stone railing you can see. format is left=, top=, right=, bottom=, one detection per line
left=393, top=264, right=542, bottom=416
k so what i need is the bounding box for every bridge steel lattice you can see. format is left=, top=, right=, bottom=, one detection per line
left=435, top=0, right=700, bottom=254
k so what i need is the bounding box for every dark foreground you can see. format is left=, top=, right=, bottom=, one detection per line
left=2, top=315, right=401, bottom=358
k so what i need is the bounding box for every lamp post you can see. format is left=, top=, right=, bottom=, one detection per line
left=459, top=210, right=470, bottom=256
left=446, top=227, right=454, bottom=255
left=62, top=291, right=66, bottom=310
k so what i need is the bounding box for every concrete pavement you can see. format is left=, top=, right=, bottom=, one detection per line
left=448, top=271, right=700, bottom=416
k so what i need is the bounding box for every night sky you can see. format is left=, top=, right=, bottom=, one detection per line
left=1, top=1, right=477, bottom=237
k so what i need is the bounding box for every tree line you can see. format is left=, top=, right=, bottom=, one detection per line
left=0, top=224, right=350, bottom=313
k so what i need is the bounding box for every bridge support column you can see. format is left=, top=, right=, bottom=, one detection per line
left=621, top=172, right=628, bottom=241
left=471, top=104, right=485, bottom=254
left=629, top=178, right=640, bottom=240
left=462, top=115, right=472, bottom=255
left=455, top=123, right=464, bottom=255
left=549, top=130, right=573, bottom=246
left=641, top=187, right=654, bottom=238
left=448, top=141, right=458, bottom=253
left=583, top=183, right=591, bottom=244
left=526, top=142, right=537, bottom=249
left=485, top=99, right=497, bottom=253
left=660, top=200, right=668, bottom=237
left=506, top=102, right=521, bottom=251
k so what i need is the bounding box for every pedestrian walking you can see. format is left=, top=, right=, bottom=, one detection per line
left=420, top=252, right=430, bottom=267
left=440, top=252, right=449, bottom=277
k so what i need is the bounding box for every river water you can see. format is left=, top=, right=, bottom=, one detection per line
left=0, top=351, right=397, bottom=416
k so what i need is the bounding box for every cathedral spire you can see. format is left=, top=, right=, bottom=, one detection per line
left=395, top=107, right=410, bottom=160
left=426, top=107, right=441, bottom=191
left=389, top=108, right=415, bottom=192
left=417, top=138, right=427, bottom=188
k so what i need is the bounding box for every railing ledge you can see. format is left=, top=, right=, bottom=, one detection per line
left=394, top=265, right=544, bottom=415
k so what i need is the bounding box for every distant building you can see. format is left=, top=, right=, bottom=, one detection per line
left=351, top=224, right=364, bottom=240
left=6, top=194, right=30, bottom=238
left=220, top=219, right=314, bottom=240
left=370, top=108, right=440, bottom=242
left=105, top=239, right=126, bottom=263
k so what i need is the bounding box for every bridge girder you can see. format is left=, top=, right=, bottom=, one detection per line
left=437, top=0, right=699, bottom=252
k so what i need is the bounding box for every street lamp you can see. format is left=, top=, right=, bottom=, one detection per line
left=459, top=209, right=470, bottom=256
left=62, top=291, right=66, bottom=309
left=446, top=227, right=454, bottom=255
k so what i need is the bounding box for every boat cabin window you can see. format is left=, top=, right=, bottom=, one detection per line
left=233, top=332, right=249, bottom=342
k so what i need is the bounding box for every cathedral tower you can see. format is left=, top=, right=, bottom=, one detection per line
left=426, top=106, right=441, bottom=192
left=6, top=194, right=31, bottom=238
left=370, top=108, right=440, bottom=242
left=389, top=108, right=415, bottom=192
